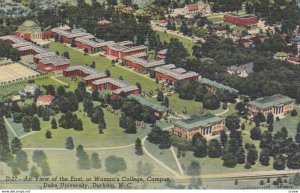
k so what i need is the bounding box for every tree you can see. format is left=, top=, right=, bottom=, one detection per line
left=74, top=119, right=83, bottom=131
left=296, top=122, right=300, bottom=143
left=51, top=118, right=57, bottom=129
left=273, top=154, right=286, bottom=170
left=220, top=130, right=228, bottom=146
left=31, top=116, right=41, bottom=131
left=225, top=114, right=240, bottom=132
left=65, top=137, right=74, bottom=150
left=267, top=113, right=274, bottom=125
left=91, top=106, right=104, bottom=124
left=187, top=161, right=200, bottom=176
left=125, top=117, right=137, bottom=134
left=164, top=96, right=169, bottom=108
left=91, top=153, right=101, bottom=169
left=22, top=116, right=32, bottom=132
left=0, top=118, right=11, bottom=162
left=15, top=151, right=28, bottom=171
left=223, top=153, right=237, bottom=168
left=76, top=145, right=91, bottom=170
left=91, top=90, right=100, bottom=101
left=165, top=38, right=188, bottom=64
left=157, top=91, right=164, bottom=101
left=11, top=137, right=21, bottom=154
left=30, top=166, right=39, bottom=177
left=202, top=93, right=220, bottom=110
left=105, top=156, right=127, bottom=174
left=287, top=152, right=300, bottom=169
left=208, top=139, right=222, bottom=158
left=135, top=138, right=143, bottom=155
left=42, top=109, right=50, bottom=121
left=291, top=109, right=298, bottom=117
left=250, top=127, right=262, bottom=140
left=159, top=131, right=171, bottom=149
left=247, top=146, right=258, bottom=165
left=192, top=133, right=207, bottom=158
left=98, top=119, right=106, bottom=134
left=45, top=131, right=52, bottom=139
left=259, top=148, right=270, bottom=166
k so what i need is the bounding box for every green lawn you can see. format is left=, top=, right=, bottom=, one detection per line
left=208, top=16, right=224, bottom=23
left=144, top=140, right=180, bottom=174
left=21, top=102, right=150, bottom=148
left=154, top=30, right=195, bottom=55
left=49, top=43, right=157, bottom=92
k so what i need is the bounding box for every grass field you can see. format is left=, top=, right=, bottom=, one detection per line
left=49, top=43, right=157, bottom=92
left=154, top=30, right=195, bottom=55
left=20, top=102, right=150, bottom=148
left=208, top=16, right=224, bottom=23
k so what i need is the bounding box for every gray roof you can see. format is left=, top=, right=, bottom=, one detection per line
left=40, top=56, right=69, bottom=67
left=51, top=27, right=91, bottom=39
left=248, top=94, right=295, bottom=109
left=123, top=55, right=165, bottom=68
left=157, top=49, right=168, bottom=55
left=92, top=78, right=138, bottom=94
left=154, top=65, right=199, bottom=80
left=228, top=62, right=254, bottom=74
left=174, top=114, right=223, bottom=130
left=199, top=78, right=239, bottom=93
left=128, top=94, right=168, bottom=112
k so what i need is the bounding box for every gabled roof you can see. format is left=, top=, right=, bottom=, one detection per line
left=128, top=94, right=168, bottom=112
left=37, top=95, right=54, bottom=102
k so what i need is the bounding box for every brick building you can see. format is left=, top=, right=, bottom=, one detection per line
left=184, top=1, right=211, bottom=15
left=123, top=55, right=165, bottom=72
left=199, top=78, right=239, bottom=95
left=38, top=56, right=70, bottom=73
left=154, top=64, right=199, bottom=83
left=155, top=49, right=167, bottom=61
left=51, top=27, right=91, bottom=44
left=247, top=94, right=295, bottom=119
left=128, top=94, right=169, bottom=118
left=36, top=95, right=55, bottom=107
left=104, top=41, right=148, bottom=59
left=224, top=13, right=258, bottom=27
left=63, top=66, right=107, bottom=86
left=173, top=114, right=224, bottom=139
left=91, top=78, right=140, bottom=99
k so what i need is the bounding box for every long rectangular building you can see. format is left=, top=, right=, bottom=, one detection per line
left=199, top=78, right=239, bottom=95
left=92, top=78, right=140, bottom=99
left=173, top=114, right=224, bottom=139
left=104, top=42, right=148, bottom=59
left=123, top=55, right=165, bottom=72
left=128, top=94, right=168, bottom=118
left=63, top=65, right=107, bottom=85
left=154, top=64, right=199, bottom=83
left=224, top=13, right=258, bottom=27
left=247, top=94, right=295, bottom=119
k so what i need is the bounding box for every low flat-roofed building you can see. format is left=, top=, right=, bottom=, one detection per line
left=38, top=56, right=70, bottom=72
left=173, top=114, right=224, bottom=139
left=155, top=49, right=167, bottom=61
left=154, top=64, right=199, bottom=83
left=128, top=94, right=169, bottom=118
left=123, top=55, right=165, bottom=72
left=63, top=65, right=107, bottom=85
left=199, top=78, right=239, bottom=95
left=92, top=78, right=140, bottom=99
left=247, top=94, right=295, bottom=119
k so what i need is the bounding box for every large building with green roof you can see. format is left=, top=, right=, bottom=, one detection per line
left=173, top=114, right=224, bottom=139
left=16, top=20, right=42, bottom=40
left=247, top=94, right=295, bottom=119
left=199, top=78, right=239, bottom=95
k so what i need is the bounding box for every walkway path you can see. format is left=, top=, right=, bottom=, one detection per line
left=141, top=136, right=179, bottom=177
left=170, top=146, right=185, bottom=175
left=3, top=117, right=17, bottom=137
left=22, top=143, right=135, bottom=151
left=50, top=75, right=68, bottom=86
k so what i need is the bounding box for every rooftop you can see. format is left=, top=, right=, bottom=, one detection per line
left=228, top=62, right=254, bottom=74
left=154, top=65, right=199, bottom=80
left=174, top=114, right=223, bottom=130
left=40, top=56, right=70, bottom=67
left=248, top=94, right=295, bottom=109
left=20, top=20, right=38, bottom=28
left=92, top=78, right=138, bottom=94
left=124, top=55, right=165, bottom=68
left=37, top=95, right=55, bottom=102
left=128, top=94, right=168, bottom=112
left=199, top=78, right=239, bottom=93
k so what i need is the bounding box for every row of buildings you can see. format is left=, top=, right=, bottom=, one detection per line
left=63, top=65, right=139, bottom=99
left=0, top=34, right=70, bottom=73
left=172, top=94, right=295, bottom=140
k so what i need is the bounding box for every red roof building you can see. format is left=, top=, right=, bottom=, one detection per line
left=224, top=13, right=258, bottom=27
left=104, top=41, right=148, bottom=59
left=37, top=95, right=55, bottom=106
